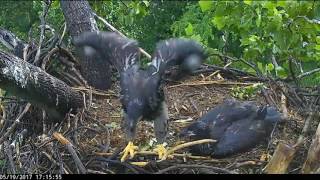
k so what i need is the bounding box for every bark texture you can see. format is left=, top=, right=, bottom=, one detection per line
left=60, top=0, right=112, bottom=90
left=0, top=51, right=83, bottom=119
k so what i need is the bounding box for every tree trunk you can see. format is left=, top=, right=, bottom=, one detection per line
left=60, top=0, right=112, bottom=90
left=302, top=121, right=320, bottom=174
left=0, top=51, right=83, bottom=119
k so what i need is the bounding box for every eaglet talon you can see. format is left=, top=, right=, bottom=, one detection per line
left=153, top=144, right=168, bottom=160
left=121, top=141, right=138, bottom=162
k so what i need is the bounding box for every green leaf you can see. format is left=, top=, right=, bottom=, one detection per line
left=52, top=0, right=59, bottom=8
left=255, top=8, right=261, bottom=27
left=199, top=1, right=213, bottom=12
left=276, top=1, right=286, bottom=8
left=275, top=66, right=287, bottom=78
left=185, top=23, right=194, bottom=36
left=274, top=31, right=289, bottom=50
left=266, top=63, right=275, bottom=72
left=316, top=36, right=320, bottom=44
left=314, top=3, right=320, bottom=19
left=212, top=16, right=225, bottom=30
left=264, top=1, right=277, bottom=13
left=240, top=35, right=259, bottom=47
left=142, top=1, right=149, bottom=7
left=190, top=34, right=203, bottom=43
left=257, top=62, right=264, bottom=73
left=249, top=35, right=259, bottom=43
left=243, top=0, right=252, bottom=5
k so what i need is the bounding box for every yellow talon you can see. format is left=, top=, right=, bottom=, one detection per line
left=153, top=144, right=167, bottom=160
left=120, top=141, right=138, bottom=162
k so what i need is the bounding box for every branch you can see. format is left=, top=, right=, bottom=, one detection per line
left=0, top=103, right=31, bottom=144
left=0, top=51, right=84, bottom=119
left=155, top=164, right=237, bottom=174
left=264, top=99, right=318, bottom=174
left=34, top=1, right=50, bottom=64
left=53, top=132, right=87, bottom=174
left=161, top=139, right=217, bottom=160
left=208, top=52, right=262, bottom=77
left=302, top=114, right=320, bottom=173
left=288, top=15, right=320, bottom=32
left=92, top=12, right=151, bottom=59
left=297, top=68, right=320, bottom=79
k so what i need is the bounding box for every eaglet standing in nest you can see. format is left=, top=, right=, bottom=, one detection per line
left=73, top=31, right=206, bottom=162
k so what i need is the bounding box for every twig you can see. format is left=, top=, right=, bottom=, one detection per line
left=204, top=62, right=232, bottom=80
left=0, top=102, right=6, bottom=128
left=92, top=12, right=151, bottom=59
left=0, top=103, right=31, bottom=144
left=60, top=71, right=83, bottom=86
left=41, top=47, right=79, bottom=70
left=261, top=88, right=276, bottom=107
left=297, top=68, right=320, bottom=79
left=288, top=16, right=320, bottom=33
left=168, top=80, right=255, bottom=89
left=87, top=169, right=109, bottom=174
left=59, top=22, right=67, bottom=46
left=161, top=139, right=217, bottom=160
left=88, top=157, right=140, bottom=174
left=288, top=56, right=299, bottom=86
left=41, top=151, right=69, bottom=174
left=294, top=99, right=318, bottom=148
left=155, top=164, right=237, bottom=174
left=94, top=151, right=214, bottom=161
left=53, top=132, right=87, bottom=174
left=4, top=141, right=16, bottom=174
left=281, top=93, right=288, bottom=120
left=72, top=87, right=118, bottom=97
left=209, top=52, right=262, bottom=76
left=34, top=1, right=49, bottom=64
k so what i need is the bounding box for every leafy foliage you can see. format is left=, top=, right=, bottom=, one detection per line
left=0, top=1, right=319, bottom=86
left=172, top=1, right=320, bottom=86
left=89, top=1, right=189, bottom=53
left=231, top=83, right=265, bottom=100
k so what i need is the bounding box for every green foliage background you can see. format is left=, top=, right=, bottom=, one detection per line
left=0, top=0, right=319, bottom=87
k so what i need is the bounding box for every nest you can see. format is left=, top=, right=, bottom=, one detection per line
left=1, top=69, right=316, bottom=174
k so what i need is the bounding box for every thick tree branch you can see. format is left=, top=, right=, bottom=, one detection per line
left=0, top=51, right=84, bottom=119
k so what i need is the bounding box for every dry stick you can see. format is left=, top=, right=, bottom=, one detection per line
left=168, top=80, right=255, bottom=89
left=53, top=132, right=87, bottom=174
left=3, top=141, right=16, bottom=174
left=0, top=103, right=6, bottom=130
left=297, top=68, right=320, bottom=79
left=302, top=116, right=320, bottom=173
left=87, top=169, right=108, bottom=174
left=0, top=103, right=31, bottom=144
left=95, top=151, right=214, bottom=161
left=72, top=87, right=118, bottom=97
left=34, top=1, right=49, bottom=64
left=155, top=164, right=237, bottom=174
left=261, top=88, right=276, bottom=107
left=294, top=106, right=317, bottom=148
left=209, top=52, right=262, bottom=76
left=281, top=93, right=288, bottom=120
left=93, top=13, right=151, bottom=59
left=41, top=47, right=80, bottom=70
left=205, top=61, right=233, bottom=80
left=60, top=71, right=83, bottom=87
left=41, top=151, right=69, bottom=174
left=41, top=47, right=87, bottom=87
left=264, top=101, right=318, bottom=174
left=161, top=139, right=217, bottom=160
left=59, top=22, right=67, bottom=46
left=95, top=139, right=216, bottom=161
